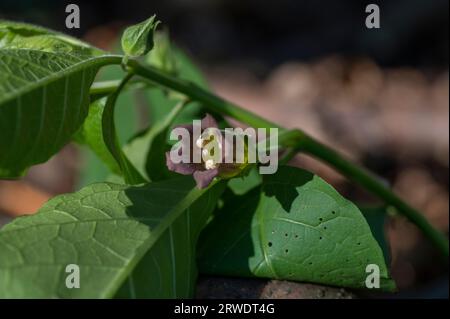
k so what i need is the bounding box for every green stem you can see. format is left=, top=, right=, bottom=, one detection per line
left=125, top=59, right=448, bottom=257
left=279, top=148, right=298, bottom=166
left=89, top=79, right=151, bottom=99
left=103, top=73, right=147, bottom=184
left=126, top=60, right=279, bottom=129
left=285, top=130, right=449, bottom=258
left=90, top=80, right=123, bottom=96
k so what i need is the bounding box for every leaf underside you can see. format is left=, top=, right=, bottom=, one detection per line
left=0, top=20, right=118, bottom=178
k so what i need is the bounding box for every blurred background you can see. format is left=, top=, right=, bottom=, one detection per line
left=0, top=0, right=448, bottom=298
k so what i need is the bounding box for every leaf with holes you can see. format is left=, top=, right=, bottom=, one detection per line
left=198, top=166, right=396, bottom=291
left=0, top=20, right=121, bottom=178
left=0, top=177, right=225, bottom=298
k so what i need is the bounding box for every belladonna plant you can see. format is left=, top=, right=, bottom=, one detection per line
left=166, top=113, right=248, bottom=188
left=0, top=16, right=447, bottom=298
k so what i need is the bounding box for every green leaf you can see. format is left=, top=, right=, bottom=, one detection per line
left=0, top=48, right=120, bottom=178
left=198, top=166, right=396, bottom=291
left=123, top=37, right=216, bottom=181
left=74, top=98, right=122, bottom=176
left=143, top=33, right=209, bottom=126
left=361, top=207, right=391, bottom=265
left=228, top=166, right=262, bottom=195
left=91, top=64, right=141, bottom=145
left=124, top=101, right=184, bottom=181
left=78, top=65, right=141, bottom=188
left=116, top=180, right=225, bottom=298
left=146, top=31, right=177, bottom=76
left=168, top=46, right=209, bottom=89
left=76, top=76, right=145, bottom=185
left=0, top=177, right=225, bottom=298
left=0, top=20, right=102, bottom=56
left=0, top=20, right=120, bottom=178
left=121, top=15, right=160, bottom=58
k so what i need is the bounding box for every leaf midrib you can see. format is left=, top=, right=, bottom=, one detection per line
left=0, top=49, right=122, bottom=104
left=102, top=185, right=208, bottom=298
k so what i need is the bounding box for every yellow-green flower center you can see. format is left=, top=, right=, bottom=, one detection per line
left=196, top=128, right=222, bottom=170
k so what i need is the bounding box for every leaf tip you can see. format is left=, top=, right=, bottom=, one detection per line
left=121, top=15, right=161, bottom=58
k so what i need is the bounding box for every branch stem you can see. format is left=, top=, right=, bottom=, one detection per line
left=125, top=59, right=448, bottom=257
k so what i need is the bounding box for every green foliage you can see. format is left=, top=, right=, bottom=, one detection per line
left=0, top=17, right=409, bottom=298
left=0, top=20, right=119, bottom=178
left=100, top=76, right=146, bottom=184
left=74, top=98, right=122, bottom=176
left=78, top=63, right=141, bottom=187
left=0, top=177, right=225, bottom=298
left=124, top=101, right=184, bottom=181
left=0, top=20, right=102, bottom=56
left=121, top=15, right=160, bottom=58
left=199, top=166, right=395, bottom=291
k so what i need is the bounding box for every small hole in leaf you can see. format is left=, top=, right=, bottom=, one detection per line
left=268, top=242, right=273, bottom=247
left=319, top=218, right=323, bottom=222
left=294, top=234, right=299, bottom=238
left=284, top=233, right=288, bottom=237
left=323, top=226, right=327, bottom=230
left=332, top=211, right=336, bottom=215
left=357, top=242, right=361, bottom=245
left=285, top=249, right=289, bottom=253
left=319, top=236, right=323, bottom=240
left=309, top=262, right=313, bottom=265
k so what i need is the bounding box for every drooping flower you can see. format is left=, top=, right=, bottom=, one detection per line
left=165, top=114, right=247, bottom=188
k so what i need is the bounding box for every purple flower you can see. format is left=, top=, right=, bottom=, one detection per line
left=166, top=114, right=242, bottom=188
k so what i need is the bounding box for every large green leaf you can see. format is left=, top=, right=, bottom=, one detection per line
left=0, top=177, right=225, bottom=298
left=0, top=20, right=102, bottom=56
left=116, top=181, right=224, bottom=298
left=0, top=20, right=121, bottom=178
left=198, top=166, right=395, bottom=291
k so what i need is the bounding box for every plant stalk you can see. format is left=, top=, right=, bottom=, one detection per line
left=125, top=59, right=448, bottom=257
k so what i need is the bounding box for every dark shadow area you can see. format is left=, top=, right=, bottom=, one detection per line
left=262, top=167, right=314, bottom=212
left=197, top=187, right=261, bottom=278
left=0, top=0, right=447, bottom=74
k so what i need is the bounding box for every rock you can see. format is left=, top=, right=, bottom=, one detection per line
left=260, top=281, right=354, bottom=299
left=196, top=276, right=355, bottom=299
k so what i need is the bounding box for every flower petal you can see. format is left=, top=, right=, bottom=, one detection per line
left=193, top=168, right=219, bottom=188
left=201, top=113, right=219, bottom=129
left=173, top=123, right=194, bottom=134
left=165, top=152, right=201, bottom=175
